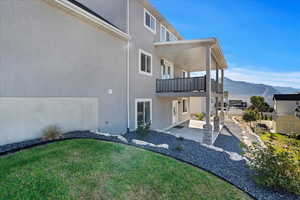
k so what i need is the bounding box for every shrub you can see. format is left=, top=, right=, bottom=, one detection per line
left=42, top=125, right=63, bottom=141
left=137, top=121, right=151, bottom=135
left=192, top=113, right=205, bottom=121
left=246, top=143, right=300, bottom=195
left=269, top=115, right=273, bottom=121
left=243, top=110, right=257, bottom=128
left=175, top=145, right=184, bottom=151
left=177, top=136, right=184, bottom=141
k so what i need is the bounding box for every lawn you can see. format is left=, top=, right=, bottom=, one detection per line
left=0, top=139, right=252, bottom=200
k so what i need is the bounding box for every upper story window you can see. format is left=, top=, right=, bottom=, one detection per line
left=160, top=24, right=177, bottom=42
left=139, top=49, right=152, bottom=76
left=144, top=9, right=156, bottom=33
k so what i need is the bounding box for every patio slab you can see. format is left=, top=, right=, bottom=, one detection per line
left=165, top=120, right=205, bottom=143
left=165, top=120, right=221, bottom=143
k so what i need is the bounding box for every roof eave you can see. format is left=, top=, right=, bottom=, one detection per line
left=155, top=38, right=228, bottom=69
left=54, top=0, right=130, bottom=41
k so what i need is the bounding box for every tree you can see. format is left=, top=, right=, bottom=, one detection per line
left=250, top=96, right=266, bottom=112
left=243, top=110, right=257, bottom=128
left=249, top=96, right=272, bottom=123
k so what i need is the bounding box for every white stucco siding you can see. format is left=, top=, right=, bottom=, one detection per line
left=0, top=98, right=98, bottom=145
left=0, top=0, right=128, bottom=134
left=275, top=100, right=298, bottom=115
left=190, top=97, right=215, bottom=115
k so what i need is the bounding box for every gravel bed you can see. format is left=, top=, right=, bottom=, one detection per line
left=0, top=130, right=299, bottom=200
left=124, top=130, right=300, bottom=200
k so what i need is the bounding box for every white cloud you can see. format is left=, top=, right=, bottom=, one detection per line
left=226, top=67, right=300, bottom=88
left=190, top=61, right=300, bottom=88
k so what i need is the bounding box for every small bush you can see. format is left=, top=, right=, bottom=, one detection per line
left=175, top=145, right=184, bottom=151
left=192, top=113, right=205, bottom=121
left=137, top=121, right=151, bottom=135
left=246, top=143, right=300, bottom=195
left=42, top=125, right=63, bottom=141
left=177, top=136, right=184, bottom=141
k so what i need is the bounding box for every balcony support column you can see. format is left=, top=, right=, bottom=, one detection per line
left=203, top=46, right=213, bottom=145
left=214, top=67, right=220, bottom=132
left=220, top=69, right=225, bottom=124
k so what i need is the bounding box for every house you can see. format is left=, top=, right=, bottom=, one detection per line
left=273, top=94, right=300, bottom=135
left=228, top=100, right=247, bottom=109
left=0, top=0, right=227, bottom=146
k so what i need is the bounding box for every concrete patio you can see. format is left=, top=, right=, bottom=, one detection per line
left=164, top=120, right=222, bottom=143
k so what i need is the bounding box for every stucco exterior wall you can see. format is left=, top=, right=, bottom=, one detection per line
left=190, top=97, right=215, bottom=115
left=274, top=100, right=299, bottom=115
left=275, top=115, right=300, bottom=135
left=128, top=0, right=185, bottom=130
left=0, top=98, right=98, bottom=145
left=0, top=0, right=128, bottom=135
left=77, top=0, right=127, bottom=32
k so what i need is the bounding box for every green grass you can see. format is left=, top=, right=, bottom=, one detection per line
left=0, top=139, right=252, bottom=200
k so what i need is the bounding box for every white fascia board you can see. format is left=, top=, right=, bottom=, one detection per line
left=54, top=0, right=130, bottom=41
left=154, top=38, right=216, bottom=46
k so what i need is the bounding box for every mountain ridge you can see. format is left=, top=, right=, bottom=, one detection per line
left=224, top=78, right=300, bottom=104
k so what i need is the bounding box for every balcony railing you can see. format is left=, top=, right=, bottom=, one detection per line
left=156, top=76, right=222, bottom=94
left=156, top=77, right=206, bottom=93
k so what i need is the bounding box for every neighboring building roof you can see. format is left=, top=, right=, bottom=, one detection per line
left=273, top=94, right=300, bottom=101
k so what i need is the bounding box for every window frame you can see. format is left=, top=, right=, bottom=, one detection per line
left=139, top=49, right=153, bottom=76
left=182, top=70, right=188, bottom=78
left=160, top=24, right=167, bottom=42
left=182, top=98, right=188, bottom=114
left=160, top=24, right=177, bottom=42
left=135, top=98, right=153, bottom=129
left=144, top=8, right=156, bottom=34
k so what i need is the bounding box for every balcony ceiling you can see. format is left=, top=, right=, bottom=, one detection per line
left=154, top=38, right=227, bottom=72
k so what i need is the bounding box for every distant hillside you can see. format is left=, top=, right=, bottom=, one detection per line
left=273, top=86, right=300, bottom=94
left=224, top=78, right=300, bottom=105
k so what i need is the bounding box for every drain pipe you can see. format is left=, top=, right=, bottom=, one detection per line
left=126, top=0, right=130, bottom=133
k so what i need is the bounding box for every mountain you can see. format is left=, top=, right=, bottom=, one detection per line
left=273, top=86, right=300, bottom=94
left=224, top=78, right=300, bottom=105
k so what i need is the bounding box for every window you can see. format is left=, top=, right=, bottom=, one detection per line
left=182, top=70, right=188, bottom=78
left=136, top=99, right=152, bottom=128
left=160, top=24, right=177, bottom=42
left=144, top=9, right=156, bottom=33
left=161, top=59, right=174, bottom=79
left=182, top=99, right=188, bottom=114
left=160, top=25, right=167, bottom=41
left=139, top=49, right=152, bottom=76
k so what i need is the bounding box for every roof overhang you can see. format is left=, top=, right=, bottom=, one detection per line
left=52, top=0, right=130, bottom=41
left=154, top=38, right=227, bottom=72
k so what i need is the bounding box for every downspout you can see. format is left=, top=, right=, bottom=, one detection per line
left=126, top=0, right=130, bottom=133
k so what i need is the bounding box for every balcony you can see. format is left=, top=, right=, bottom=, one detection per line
left=156, top=76, right=222, bottom=97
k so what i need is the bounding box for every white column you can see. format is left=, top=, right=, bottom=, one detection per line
left=204, top=46, right=212, bottom=131
left=214, top=67, right=220, bottom=132
left=220, top=69, right=225, bottom=124
left=215, top=67, right=219, bottom=116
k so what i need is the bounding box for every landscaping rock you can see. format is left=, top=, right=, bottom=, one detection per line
left=132, top=139, right=169, bottom=149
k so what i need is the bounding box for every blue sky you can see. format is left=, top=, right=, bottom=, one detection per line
left=150, top=0, right=300, bottom=88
